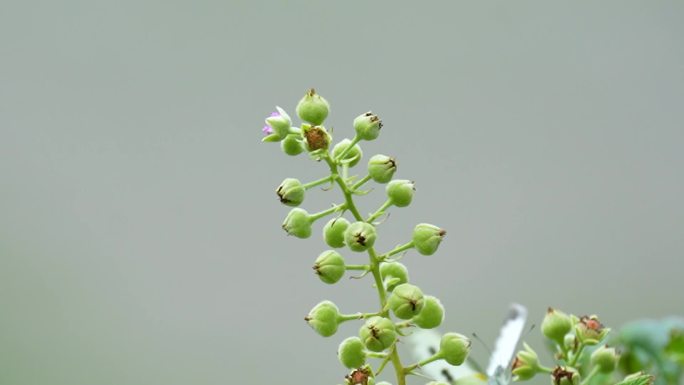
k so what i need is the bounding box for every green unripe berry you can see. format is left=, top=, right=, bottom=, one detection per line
left=344, top=221, right=377, bottom=252
left=551, top=367, right=580, bottom=385
left=313, top=250, right=346, bottom=284
left=353, top=111, right=383, bottom=141
left=412, top=295, right=445, bottom=329
left=276, top=178, right=305, bottom=207
left=541, top=308, right=572, bottom=344
left=323, top=217, right=350, bottom=248
left=388, top=283, right=425, bottom=320
left=412, top=223, right=446, bottom=256
left=305, top=300, right=341, bottom=337
left=338, top=337, right=367, bottom=369
left=439, top=333, right=471, bottom=366
left=590, top=346, right=618, bottom=373
left=386, top=179, right=415, bottom=207
left=296, top=88, right=330, bottom=126
left=359, top=317, right=397, bottom=352
left=367, top=154, right=397, bottom=184
left=281, top=134, right=304, bottom=156
left=379, top=262, right=409, bottom=292
left=332, top=138, right=363, bottom=167
left=512, top=343, right=540, bottom=381
left=282, top=208, right=312, bottom=238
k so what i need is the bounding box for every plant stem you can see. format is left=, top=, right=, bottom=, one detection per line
left=334, top=134, right=361, bottom=163
left=568, top=342, right=585, bottom=367
left=366, top=199, right=393, bottom=223
left=323, top=153, right=407, bottom=385
left=579, top=366, right=600, bottom=385
left=381, top=241, right=415, bottom=259
left=345, top=264, right=370, bottom=271
left=302, top=175, right=332, bottom=189
left=309, top=203, right=346, bottom=221
left=351, top=174, right=371, bottom=190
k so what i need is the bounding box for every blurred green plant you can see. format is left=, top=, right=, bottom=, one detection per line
left=616, top=317, right=684, bottom=385
left=513, top=309, right=673, bottom=385
left=261, top=89, right=471, bottom=385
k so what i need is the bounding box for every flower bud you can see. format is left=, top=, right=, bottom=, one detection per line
left=338, top=336, right=367, bottom=369
left=617, top=372, right=655, bottom=385
left=323, top=217, right=350, bottom=248
left=264, top=107, right=292, bottom=139
left=439, top=332, right=471, bottom=366
left=301, top=124, right=331, bottom=152
left=313, top=250, right=346, bottom=284
left=276, top=178, right=305, bottom=207
left=332, top=139, right=363, bottom=167
left=359, top=317, right=397, bottom=352
left=346, top=367, right=373, bottom=385
left=379, top=262, right=409, bottom=292
left=281, top=133, right=304, bottom=156
left=388, top=283, right=425, bottom=320
left=564, top=334, right=576, bottom=351
left=305, top=300, right=341, bottom=337
left=575, top=315, right=609, bottom=345
left=367, top=154, right=397, bottom=184
left=353, top=111, right=383, bottom=141
left=590, top=345, right=618, bottom=373
left=412, top=295, right=445, bottom=329
left=541, top=308, right=572, bottom=345
left=282, top=208, right=312, bottom=238
left=551, top=367, right=580, bottom=385
left=386, top=179, right=415, bottom=207
left=512, top=343, right=540, bottom=381
left=296, top=88, right=330, bottom=126
left=344, top=222, right=377, bottom=252
left=412, top=223, right=446, bottom=256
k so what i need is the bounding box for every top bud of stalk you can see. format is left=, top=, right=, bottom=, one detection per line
left=541, top=308, right=572, bottom=345
left=575, top=314, right=609, bottom=345
left=439, top=333, right=471, bottom=366
left=296, top=88, right=330, bottom=126
left=367, top=154, right=397, bottom=184
left=263, top=107, right=292, bottom=139
left=354, top=111, right=383, bottom=141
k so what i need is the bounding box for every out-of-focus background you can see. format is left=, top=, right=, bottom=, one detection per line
left=1, top=1, right=683, bottom=384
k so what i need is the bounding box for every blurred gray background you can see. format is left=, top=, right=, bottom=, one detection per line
left=1, top=1, right=683, bottom=384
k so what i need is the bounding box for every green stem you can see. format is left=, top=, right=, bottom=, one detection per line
left=338, top=312, right=383, bottom=322
left=334, top=134, right=361, bottom=163
left=351, top=174, right=372, bottom=191
left=366, top=199, right=393, bottom=223
left=579, top=366, right=600, bottom=385
left=302, top=175, right=332, bottom=189
left=568, top=342, right=585, bottom=367
left=404, top=353, right=443, bottom=373
left=323, top=152, right=406, bottom=385
left=309, top=203, right=346, bottom=221
left=539, top=365, right=554, bottom=374
left=345, top=264, right=370, bottom=271
left=381, top=241, right=415, bottom=259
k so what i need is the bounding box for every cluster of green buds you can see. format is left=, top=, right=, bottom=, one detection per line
left=512, top=308, right=655, bottom=385
left=261, top=89, right=468, bottom=385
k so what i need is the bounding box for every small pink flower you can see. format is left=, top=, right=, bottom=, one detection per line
left=262, top=111, right=280, bottom=135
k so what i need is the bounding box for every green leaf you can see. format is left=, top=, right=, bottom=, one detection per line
left=664, top=328, right=684, bottom=364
